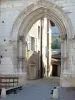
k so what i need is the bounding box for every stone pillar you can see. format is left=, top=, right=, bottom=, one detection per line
left=60, top=34, right=69, bottom=87
left=60, top=35, right=74, bottom=87
left=17, top=35, right=28, bottom=80
left=17, top=36, right=24, bottom=73
left=42, top=18, right=47, bottom=77
left=47, top=19, right=52, bottom=77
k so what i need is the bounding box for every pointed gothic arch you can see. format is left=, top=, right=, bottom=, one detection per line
left=11, top=0, right=74, bottom=87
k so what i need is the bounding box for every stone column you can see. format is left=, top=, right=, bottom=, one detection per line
left=17, top=36, right=24, bottom=74
left=42, top=18, right=47, bottom=77
left=47, top=19, right=52, bottom=77
left=60, top=34, right=72, bottom=87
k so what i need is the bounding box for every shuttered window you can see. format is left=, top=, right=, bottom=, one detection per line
left=35, top=38, right=37, bottom=51
left=27, top=36, right=37, bottom=51
left=27, top=36, right=31, bottom=50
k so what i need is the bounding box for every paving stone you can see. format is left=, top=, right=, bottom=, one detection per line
left=1, top=84, right=75, bottom=100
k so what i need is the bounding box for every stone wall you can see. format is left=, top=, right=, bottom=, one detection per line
left=0, top=0, right=75, bottom=87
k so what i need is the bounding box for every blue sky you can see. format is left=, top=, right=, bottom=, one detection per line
left=51, top=26, right=60, bottom=34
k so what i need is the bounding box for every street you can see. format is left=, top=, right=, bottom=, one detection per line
left=0, top=78, right=75, bottom=100
left=0, top=84, right=58, bottom=100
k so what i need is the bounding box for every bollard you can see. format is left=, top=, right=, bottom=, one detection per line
left=52, top=87, right=58, bottom=99
left=1, top=88, right=6, bottom=98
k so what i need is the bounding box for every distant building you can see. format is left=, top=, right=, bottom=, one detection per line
left=25, top=19, right=61, bottom=79
left=25, top=18, right=52, bottom=79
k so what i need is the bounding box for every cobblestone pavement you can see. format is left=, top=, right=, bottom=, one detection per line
left=0, top=84, right=58, bottom=100
left=0, top=78, right=75, bottom=100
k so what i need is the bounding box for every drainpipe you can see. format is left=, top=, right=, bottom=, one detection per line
left=40, top=18, right=43, bottom=78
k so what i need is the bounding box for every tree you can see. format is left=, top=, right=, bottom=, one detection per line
left=51, top=39, right=60, bottom=49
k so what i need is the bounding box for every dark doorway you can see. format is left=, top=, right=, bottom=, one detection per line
left=52, top=64, right=58, bottom=76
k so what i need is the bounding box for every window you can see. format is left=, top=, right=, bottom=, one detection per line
left=31, top=37, right=37, bottom=51
left=27, top=36, right=37, bottom=51
left=31, top=37, right=35, bottom=51
left=35, top=38, right=37, bottom=51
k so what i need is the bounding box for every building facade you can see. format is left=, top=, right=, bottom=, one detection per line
left=25, top=18, right=51, bottom=79
left=0, top=0, right=75, bottom=87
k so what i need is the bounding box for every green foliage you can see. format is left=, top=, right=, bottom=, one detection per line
left=51, top=39, right=61, bottom=49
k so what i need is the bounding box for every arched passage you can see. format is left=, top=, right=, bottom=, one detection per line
left=11, top=0, right=74, bottom=87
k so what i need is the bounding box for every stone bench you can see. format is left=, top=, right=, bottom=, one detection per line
left=0, top=85, right=23, bottom=96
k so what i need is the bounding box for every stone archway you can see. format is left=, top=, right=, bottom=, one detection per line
left=11, top=0, right=74, bottom=87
